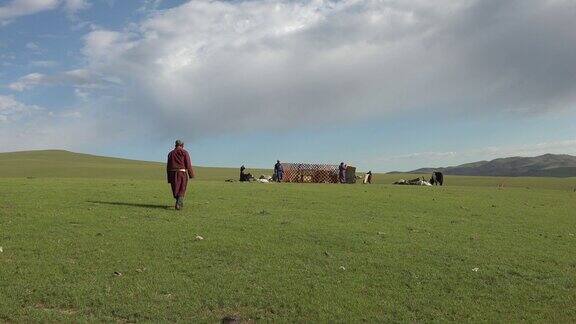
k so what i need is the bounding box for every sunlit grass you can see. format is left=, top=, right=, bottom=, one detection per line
left=1, top=178, right=575, bottom=321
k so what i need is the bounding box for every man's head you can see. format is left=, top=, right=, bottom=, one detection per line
left=277, top=160, right=280, bottom=163
left=175, top=139, right=184, bottom=148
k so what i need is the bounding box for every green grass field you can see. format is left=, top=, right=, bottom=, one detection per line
left=1, top=151, right=575, bottom=322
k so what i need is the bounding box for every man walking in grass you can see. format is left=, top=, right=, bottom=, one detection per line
left=167, top=140, right=195, bottom=210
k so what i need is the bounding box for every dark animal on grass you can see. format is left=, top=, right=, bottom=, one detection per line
left=221, top=316, right=241, bottom=324
left=239, top=165, right=254, bottom=182
left=429, top=171, right=444, bottom=186
left=407, top=177, right=422, bottom=185
left=240, top=172, right=254, bottom=182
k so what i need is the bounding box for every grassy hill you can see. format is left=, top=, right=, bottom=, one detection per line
left=1, top=150, right=575, bottom=321
left=0, top=150, right=268, bottom=181
left=405, top=153, right=576, bottom=177
left=1, top=176, right=575, bottom=322
left=1, top=150, right=575, bottom=191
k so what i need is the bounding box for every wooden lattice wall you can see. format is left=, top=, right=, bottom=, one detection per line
left=280, top=163, right=356, bottom=183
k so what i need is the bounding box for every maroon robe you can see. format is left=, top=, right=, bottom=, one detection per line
left=166, top=147, right=194, bottom=198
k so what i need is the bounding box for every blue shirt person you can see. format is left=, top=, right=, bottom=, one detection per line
left=274, top=160, right=284, bottom=182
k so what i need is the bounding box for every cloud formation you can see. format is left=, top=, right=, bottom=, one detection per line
left=63, top=0, right=89, bottom=14
left=0, top=94, right=42, bottom=122
left=0, top=95, right=100, bottom=151
left=9, top=0, right=576, bottom=143
left=0, top=0, right=59, bottom=25
left=9, top=69, right=111, bottom=91
left=0, top=0, right=88, bottom=25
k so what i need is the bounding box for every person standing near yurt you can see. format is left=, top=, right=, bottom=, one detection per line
left=274, top=160, right=284, bottom=182
left=363, top=171, right=373, bottom=184
left=339, top=162, right=347, bottom=183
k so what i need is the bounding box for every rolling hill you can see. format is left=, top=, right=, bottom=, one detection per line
left=0, top=150, right=269, bottom=181
left=2, top=150, right=575, bottom=189
left=403, top=153, right=576, bottom=177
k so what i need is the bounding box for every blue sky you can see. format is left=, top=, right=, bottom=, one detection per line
left=1, top=0, right=575, bottom=171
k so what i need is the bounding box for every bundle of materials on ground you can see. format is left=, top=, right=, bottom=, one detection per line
left=280, top=163, right=356, bottom=183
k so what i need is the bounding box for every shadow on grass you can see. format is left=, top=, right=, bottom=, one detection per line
left=87, top=201, right=171, bottom=210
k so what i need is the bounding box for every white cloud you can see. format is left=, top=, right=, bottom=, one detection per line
left=63, top=0, right=91, bottom=20
left=59, top=109, right=82, bottom=118
left=82, top=29, right=133, bottom=65
left=25, top=41, right=41, bottom=51
left=74, top=88, right=89, bottom=100
left=0, top=94, right=42, bottom=122
left=139, top=0, right=163, bottom=13
left=6, top=0, right=576, bottom=148
left=8, top=73, right=46, bottom=91
left=29, top=60, right=58, bottom=67
left=0, top=0, right=59, bottom=25
left=63, top=0, right=89, bottom=15
left=9, top=69, right=108, bottom=91
left=0, top=95, right=104, bottom=152
left=0, top=0, right=90, bottom=25
left=59, top=0, right=575, bottom=141
left=0, top=114, right=99, bottom=151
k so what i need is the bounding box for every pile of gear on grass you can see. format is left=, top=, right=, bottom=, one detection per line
left=235, top=161, right=374, bottom=184
left=393, top=171, right=444, bottom=186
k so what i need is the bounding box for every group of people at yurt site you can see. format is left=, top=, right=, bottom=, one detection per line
left=166, top=139, right=439, bottom=210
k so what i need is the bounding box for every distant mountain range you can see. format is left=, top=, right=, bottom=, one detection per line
left=393, top=154, right=576, bottom=177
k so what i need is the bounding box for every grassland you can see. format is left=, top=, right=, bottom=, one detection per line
left=0, top=150, right=264, bottom=181
left=2, top=150, right=576, bottom=190
left=0, top=151, right=575, bottom=322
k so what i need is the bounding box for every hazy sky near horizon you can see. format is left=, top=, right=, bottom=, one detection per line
left=1, top=0, right=576, bottom=171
